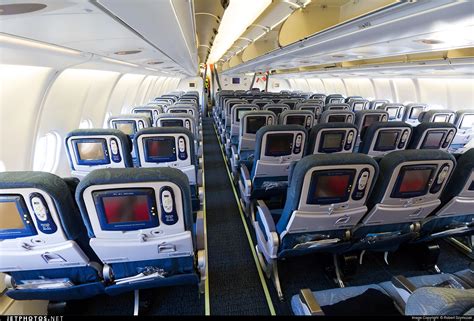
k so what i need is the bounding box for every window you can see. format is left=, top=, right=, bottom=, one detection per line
left=79, top=119, right=93, bottom=129
left=33, top=132, right=61, bottom=173
left=0, top=161, right=5, bottom=172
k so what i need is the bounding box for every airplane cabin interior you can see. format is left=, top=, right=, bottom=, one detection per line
left=0, top=0, right=474, bottom=317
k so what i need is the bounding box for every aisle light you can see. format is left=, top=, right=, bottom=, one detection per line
left=207, top=0, right=271, bottom=63
left=0, top=33, right=82, bottom=55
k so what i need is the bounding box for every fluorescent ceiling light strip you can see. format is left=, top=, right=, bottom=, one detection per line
left=102, top=57, right=139, bottom=67
left=208, top=0, right=271, bottom=63
left=0, top=33, right=82, bottom=55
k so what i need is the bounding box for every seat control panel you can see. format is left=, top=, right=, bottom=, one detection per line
left=160, top=187, right=178, bottom=225
left=110, top=138, right=122, bottom=163
left=352, top=169, right=370, bottom=201
left=30, top=193, right=57, bottom=234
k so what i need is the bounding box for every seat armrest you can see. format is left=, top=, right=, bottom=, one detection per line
left=299, top=289, right=324, bottom=316
left=392, top=275, right=418, bottom=294
left=256, top=200, right=276, bottom=233
left=240, top=165, right=252, bottom=196
left=195, top=210, right=205, bottom=251
left=230, top=145, right=239, bottom=172
left=231, top=145, right=238, bottom=162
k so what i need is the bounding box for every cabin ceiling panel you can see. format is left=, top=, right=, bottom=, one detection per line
left=0, top=0, right=197, bottom=75
left=221, top=0, right=474, bottom=75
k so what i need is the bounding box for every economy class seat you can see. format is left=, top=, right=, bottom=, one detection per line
left=451, top=109, right=474, bottom=152
left=279, top=110, right=315, bottom=130
left=0, top=171, right=105, bottom=301
left=226, top=104, right=259, bottom=158
left=306, top=123, right=358, bottom=155
left=75, top=167, right=206, bottom=297
left=358, top=121, right=412, bottom=157
left=402, top=104, right=428, bottom=127
left=417, top=148, right=474, bottom=242
left=230, top=111, right=277, bottom=177
left=133, top=127, right=203, bottom=212
left=407, top=122, right=457, bottom=151
left=65, top=129, right=133, bottom=179
left=319, top=110, right=355, bottom=124
left=350, top=149, right=456, bottom=254
left=262, top=103, right=290, bottom=118
left=419, top=109, right=456, bottom=124
left=238, top=125, right=308, bottom=219
left=292, top=268, right=474, bottom=316
left=369, top=99, right=390, bottom=110
left=376, top=103, right=405, bottom=121
left=254, top=153, right=378, bottom=299
left=325, top=94, right=345, bottom=105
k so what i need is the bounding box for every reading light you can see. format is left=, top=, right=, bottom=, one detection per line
left=0, top=33, right=82, bottom=55
left=114, top=50, right=142, bottom=55
left=207, top=0, right=271, bottom=63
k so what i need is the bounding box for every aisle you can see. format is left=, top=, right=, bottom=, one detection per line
left=202, top=117, right=273, bottom=315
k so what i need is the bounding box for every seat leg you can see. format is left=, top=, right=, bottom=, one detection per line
left=359, top=250, right=366, bottom=265
left=255, top=245, right=284, bottom=300
left=271, top=261, right=284, bottom=301
left=384, top=251, right=390, bottom=265
left=333, top=254, right=345, bottom=288
left=47, top=302, right=67, bottom=315
left=134, top=290, right=140, bottom=316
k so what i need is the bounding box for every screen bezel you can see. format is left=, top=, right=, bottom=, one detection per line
left=374, top=130, right=400, bottom=152
left=0, top=195, right=37, bottom=239
left=362, top=114, right=381, bottom=128
left=134, top=110, right=153, bottom=119
left=460, top=114, right=474, bottom=130
left=409, top=107, right=423, bottom=120
left=319, top=131, right=345, bottom=153
left=160, top=119, right=184, bottom=127
left=246, top=116, right=267, bottom=134
left=286, top=115, right=306, bottom=126
left=264, top=133, right=294, bottom=157
left=421, top=130, right=446, bottom=149
left=72, top=138, right=110, bottom=166
left=433, top=114, right=449, bottom=123
left=306, top=169, right=355, bottom=205
left=113, top=120, right=137, bottom=136
left=143, top=136, right=177, bottom=163
left=386, top=107, right=399, bottom=119
left=327, top=115, right=347, bottom=123
left=235, top=108, right=253, bottom=122
left=391, top=165, right=436, bottom=199
left=93, top=188, right=159, bottom=231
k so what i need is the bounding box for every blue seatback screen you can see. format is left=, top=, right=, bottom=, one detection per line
left=161, top=119, right=183, bottom=127
left=265, top=133, right=293, bottom=157
left=307, top=170, right=355, bottom=205
left=144, top=137, right=177, bottom=163
left=246, top=117, right=266, bottom=134
left=0, top=195, right=37, bottom=239
left=94, top=188, right=158, bottom=231
left=73, top=138, right=110, bottom=165
left=392, top=165, right=435, bottom=198
left=114, top=121, right=136, bottom=136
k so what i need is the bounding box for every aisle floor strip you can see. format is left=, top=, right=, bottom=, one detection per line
left=212, top=124, right=276, bottom=316
left=201, top=142, right=210, bottom=315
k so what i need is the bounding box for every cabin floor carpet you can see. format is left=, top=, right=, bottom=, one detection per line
left=202, top=117, right=271, bottom=315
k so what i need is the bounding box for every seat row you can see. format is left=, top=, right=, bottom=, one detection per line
left=0, top=167, right=206, bottom=305
left=247, top=147, right=474, bottom=299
